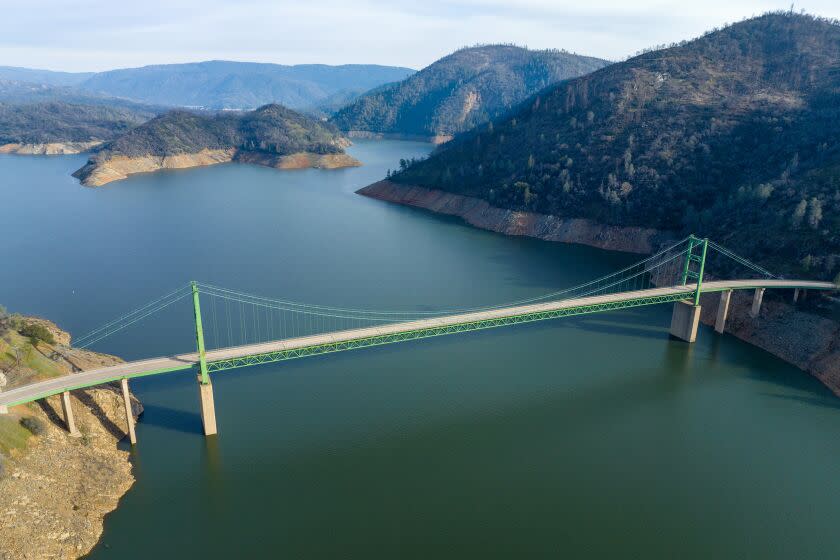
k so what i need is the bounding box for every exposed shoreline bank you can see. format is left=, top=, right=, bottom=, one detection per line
left=358, top=179, right=840, bottom=396
left=0, top=141, right=102, bottom=155
left=72, top=149, right=361, bottom=187
left=345, top=130, right=453, bottom=145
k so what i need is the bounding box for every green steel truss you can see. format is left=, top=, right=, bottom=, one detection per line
left=207, top=290, right=692, bottom=373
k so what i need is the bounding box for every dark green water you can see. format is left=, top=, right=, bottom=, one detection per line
left=2, top=141, right=840, bottom=559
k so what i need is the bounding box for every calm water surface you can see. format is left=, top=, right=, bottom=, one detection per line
left=2, top=141, right=840, bottom=559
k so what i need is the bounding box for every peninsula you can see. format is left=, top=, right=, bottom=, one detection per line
left=73, top=104, right=361, bottom=186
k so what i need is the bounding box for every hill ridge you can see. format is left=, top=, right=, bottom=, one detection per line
left=385, top=12, right=840, bottom=279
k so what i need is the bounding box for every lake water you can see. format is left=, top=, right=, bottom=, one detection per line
left=2, top=141, right=840, bottom=559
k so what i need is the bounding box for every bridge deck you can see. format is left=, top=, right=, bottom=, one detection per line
left=1, top=279, right=835, bottom=407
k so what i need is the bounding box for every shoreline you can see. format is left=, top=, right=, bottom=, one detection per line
left=0, top=318, right=142, bottom=559
left=72, top=149, right=362, bottom=187
left=0, top=141, right=102, bottom=155
left=345, top=131, right=453, bottom=145
left=358, top=179, right=840, bottom=397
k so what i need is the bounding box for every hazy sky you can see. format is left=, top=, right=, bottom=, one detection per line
left=2, top=0, right=839, bottom=72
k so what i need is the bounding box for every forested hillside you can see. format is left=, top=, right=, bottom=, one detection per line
left=331, top=45, right=608, bottom=139
left=71, top=103, right=357, bottom=185
left=391, top=13, right=840, bottom=279
left=0, top=102, right=151, bottom=144
left=98, top=103, right=345, bottom=158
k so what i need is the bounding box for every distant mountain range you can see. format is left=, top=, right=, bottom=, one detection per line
left=330, top=45, right=609, bottom=141
left=385, top=13, right=840, bottom=280
left=0, top=61, right=415, bottom=111
left=0, top=66, right=94, bottom=87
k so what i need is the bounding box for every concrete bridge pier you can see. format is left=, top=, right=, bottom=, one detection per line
left=120, top=378, right=137, bottom=445
left=0, top=404, right=8, bottom=415
left=197, top=376, right=218, bottom=436
left=670, top=300, right=701, bottom=343
left=793, top=288, right=800, bottom=303
left=60, top=391, right=81, bottom=437
left=750, top=288, right=765, bottom=318
left=715, top=290, right=733, bottom=334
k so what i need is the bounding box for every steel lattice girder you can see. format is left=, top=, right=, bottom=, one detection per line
left=207, top=292, right=690, bottom=372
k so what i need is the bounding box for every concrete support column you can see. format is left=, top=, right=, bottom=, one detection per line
left=793, top=288, right=800, bottom=303
left=0, top=405, right=8, bottom=415
left=60, top=391, right=81, bottom=437
left=197, top=376, right=218, bottom=436
left=750, top=288, right=765, bottom=318
left=120, top=378, right=137, bottom=445
left=715, top=290, right=732, bottom=334
left=670, top=300, right=701, bottom=343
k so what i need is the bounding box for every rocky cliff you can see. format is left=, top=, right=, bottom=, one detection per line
left=0, top=318, right=141, bottom=559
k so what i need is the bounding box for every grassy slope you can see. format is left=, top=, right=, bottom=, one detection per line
left=0, top=327, right=65, bottom=461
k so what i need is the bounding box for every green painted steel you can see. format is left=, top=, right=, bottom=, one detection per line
left=680, top=235, right=696, bottom=285
left=694, top=238, right=709, bottom=307
left=192, top=282, right=210, bottom=385
left=3, top=278, right=838, bottom=408
left=206, top=291, right=693, bottom=373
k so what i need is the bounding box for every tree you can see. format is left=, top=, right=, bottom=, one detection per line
left=791, top=199, right=807, bottom=228
left=0, top=305, right=8, bottom=336
left=807, top=197, right=823, bottom=229
left=19, top=323, right=55, bottom=346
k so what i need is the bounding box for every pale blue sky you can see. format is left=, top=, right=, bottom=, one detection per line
left=2, top=0, right=839, bottom=72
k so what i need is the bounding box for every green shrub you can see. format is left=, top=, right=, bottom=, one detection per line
left=18, top=323, right=55, bottom=345
left=19, top=416, right=46, bottom=436
left=0, top=306, right=7, bottom=336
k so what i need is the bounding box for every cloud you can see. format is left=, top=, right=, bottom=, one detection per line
left=1, top=0, right=838, bottom=71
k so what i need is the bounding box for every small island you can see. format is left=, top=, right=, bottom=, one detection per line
left=72, top=104, right=361, bottom=186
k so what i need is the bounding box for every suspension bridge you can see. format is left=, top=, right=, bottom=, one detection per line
left=0, top=235, right=836, bottom=440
